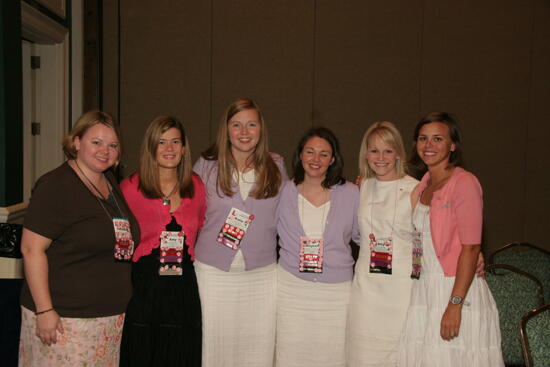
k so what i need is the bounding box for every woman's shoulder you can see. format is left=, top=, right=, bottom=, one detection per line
left=451, top=167, right=482, bottom=193
left=33, top=162, right=75, bottom=192
left=401, top=175, right=420, bottom=189
left=120, top=173, right=139, bottom=193
left=335, top=181, right=359, bottom=196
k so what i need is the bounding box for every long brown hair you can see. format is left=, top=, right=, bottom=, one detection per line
left=202, top=97, right=281, bottom=199
left=138, top=116, right=194, bottom=198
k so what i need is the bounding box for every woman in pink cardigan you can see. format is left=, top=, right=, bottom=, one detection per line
left=397, top=112, right=504, bottom=367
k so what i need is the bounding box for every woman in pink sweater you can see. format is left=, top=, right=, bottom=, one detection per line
left=397, top=112, right=504, bottom=367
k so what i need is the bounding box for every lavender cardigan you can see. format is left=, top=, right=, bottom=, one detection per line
left=193, top=154, right=288, bottom=271
left=277, top=180, right=360, bottom=283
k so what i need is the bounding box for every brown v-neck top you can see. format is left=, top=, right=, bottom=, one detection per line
left=20, top=162, right=140, bottom=318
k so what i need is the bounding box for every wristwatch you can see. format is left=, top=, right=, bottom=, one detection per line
left=449, top=295, right=464, bottom=305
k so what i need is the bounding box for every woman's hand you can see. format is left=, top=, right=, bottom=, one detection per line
left=36, top=310, right=64, bottom=345
left=440, top=304, right=462, bottom=341
left=475, top=252, right=485, bottom=278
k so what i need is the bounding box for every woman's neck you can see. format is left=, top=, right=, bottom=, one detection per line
left=73, top=158, right=103, bottom=183
left=428, top=164, right=454, bottom=187
left=232, top=149, right=253, bottom=172
left=159, top=167, right=178, bottom=189
left=298, top=176, right=329, bottom=207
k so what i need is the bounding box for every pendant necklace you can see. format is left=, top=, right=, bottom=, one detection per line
left=162, top=183, right=179, bottom=206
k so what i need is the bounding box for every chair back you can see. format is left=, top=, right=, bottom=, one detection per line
left=485, top=264, right=545, bottom=365
left=489, top=242, right=550, bottom=302
left=520, top=303, right=550, bottom=367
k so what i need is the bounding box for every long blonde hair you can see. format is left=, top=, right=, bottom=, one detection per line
left=358, top=121, right=407, bottom=179
left=138, top=116, right=194, bottom=198
left=202, top=97, right=281, bottom=199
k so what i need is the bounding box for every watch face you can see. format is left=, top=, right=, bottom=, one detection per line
left=451, top=296, right=463, bottom=304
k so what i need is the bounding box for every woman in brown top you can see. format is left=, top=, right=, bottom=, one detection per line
left=18, top=111, right=140, bottom=367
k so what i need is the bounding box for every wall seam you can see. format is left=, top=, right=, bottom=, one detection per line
left=209, top=0, right=214, bottom=142
left=311, top=0, right=317, bottom=127
left=521, top=0, right=536, bottom=241
left=417, top=0, right=425, bottom=116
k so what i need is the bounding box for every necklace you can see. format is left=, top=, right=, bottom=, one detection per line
left=73, top=159, right=125, bottom=219
left=162, top=182, right=179, bottom=206
left=74, top=159, right=108, bottom=199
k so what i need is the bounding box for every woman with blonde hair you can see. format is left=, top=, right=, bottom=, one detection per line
left=19, top=110, right=139, bottom=366
left=119, top=116, right=206, bottom=366
left=347, top=121, right=418, bottom=366
left=193, top=97, right=287, bottom=367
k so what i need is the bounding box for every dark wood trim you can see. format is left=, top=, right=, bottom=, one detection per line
left=0, top=1, right=23, bottom=206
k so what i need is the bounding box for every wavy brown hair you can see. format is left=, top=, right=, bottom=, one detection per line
left=138, top=116, right=194, bottom=199
left=202, top=97, right=281, bottom=199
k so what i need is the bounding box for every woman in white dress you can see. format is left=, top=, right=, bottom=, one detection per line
left=347, top=121, right=418, bottom=366
left=397, top=112, right=504, bottom=367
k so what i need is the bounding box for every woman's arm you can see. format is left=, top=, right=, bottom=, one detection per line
left=440, top=244, right=480, bottom=341
left=21, top=228, right=64, bottom=345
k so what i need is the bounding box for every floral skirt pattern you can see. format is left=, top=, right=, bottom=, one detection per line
left=19, top=306, right=125, bottom=367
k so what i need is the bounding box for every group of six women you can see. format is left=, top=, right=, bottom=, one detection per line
left=18, top=97, right=504, bottom=366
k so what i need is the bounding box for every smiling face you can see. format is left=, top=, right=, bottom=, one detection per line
left=366, top=134, right=399, bottom=181
left=74, top=123, right=119, bottom=173
left=416, top=122, right=456, bottom=170
left=228, top=109, right=261, bottom=159
left=156, top=127, right=185, bottom=170
left=300, top=136, right=334, bottom=181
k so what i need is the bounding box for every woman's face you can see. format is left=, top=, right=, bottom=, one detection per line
left=366, top=134, right=399, bottom=181
left=156, top=127, right=185, bottom=170
left=416, top=122, right=455, bottom=169
left=228, top=109, right=261, bottom=157
left=74, top=123, right=119, bottom=173
left=300, top=136, right=334, bottom=181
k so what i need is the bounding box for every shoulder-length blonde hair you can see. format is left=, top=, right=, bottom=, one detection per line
left=138, top=116, right=194, bottom=199
left=62, top=110, right=122, bottom=162
left=358, top=121, right=407, bottom=180
left=202, top=97, right=281, bottom=199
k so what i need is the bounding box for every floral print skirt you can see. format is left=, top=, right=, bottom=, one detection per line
left=19, top=306, right=125, bottom=367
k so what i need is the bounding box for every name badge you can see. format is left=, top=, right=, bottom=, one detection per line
left=113, top=217, right=134, bottom=261
left=410, top=230, right=423, bottom=279
left=369, top=233, right=393, bottom=275
left=217, top=207, right=254, bottom=250
left=159, top=230, right=185, bottom=276
left=299, top=237, right=324, bottom=273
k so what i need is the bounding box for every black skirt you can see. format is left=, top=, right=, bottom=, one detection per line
left=120, top=228, right=201, bottom=366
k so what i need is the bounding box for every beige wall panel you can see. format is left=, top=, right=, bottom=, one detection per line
left=211, top=0, right=314, bottom=169
left=420, top=1, right=533, bottom=252
left=524, top=0, right=550, bottom=250
left=119, top=0, right=212, bottom=176
left=314, top=0, right=424, bottom=179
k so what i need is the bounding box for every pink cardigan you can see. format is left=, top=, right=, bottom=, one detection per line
left=120, top=173, right=206, bottom=262
left=412, top=167, right=483, bottom=276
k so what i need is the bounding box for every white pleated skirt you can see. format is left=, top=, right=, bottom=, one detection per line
left=275, top=265, right=351, bottom=367
left=397, top=204, right=504, bottom=367
left=195, top=251, right=277, bottom=367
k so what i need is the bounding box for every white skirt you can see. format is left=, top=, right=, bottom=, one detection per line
left=397, top=204, right=504, bottom=367
left=195, top=251, right=277, bottom=367
left=275, top=265, right=351, bottom=367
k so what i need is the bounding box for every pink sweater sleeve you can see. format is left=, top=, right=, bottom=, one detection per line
left=452, top=173, right=483, bottom=245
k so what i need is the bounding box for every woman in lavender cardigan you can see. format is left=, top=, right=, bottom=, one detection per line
left=193, top=98, right=287, bottom=367
left=276, top=127, right=359, bottom=367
